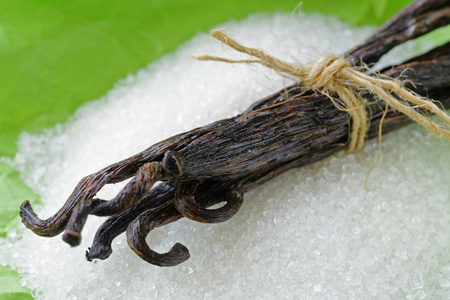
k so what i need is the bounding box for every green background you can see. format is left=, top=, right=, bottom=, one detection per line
left=0, top=0, right=417, bottom=298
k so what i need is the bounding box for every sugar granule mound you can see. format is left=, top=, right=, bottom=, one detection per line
left=1, top=12, right=449, bottom=300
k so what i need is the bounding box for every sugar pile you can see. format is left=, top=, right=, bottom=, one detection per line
left=1, top=12, right=449, bottom=300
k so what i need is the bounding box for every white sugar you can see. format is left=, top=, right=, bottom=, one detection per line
left=1, top=12, right=449, bottom=300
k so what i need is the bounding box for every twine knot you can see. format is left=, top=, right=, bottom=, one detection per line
left=194, top=30, right=450, bottom=153
left=302, top=54, right=349, bottom=90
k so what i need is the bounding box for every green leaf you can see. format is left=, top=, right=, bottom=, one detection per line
left=0, top=162, right=40, bottom=238
left=0, top=266, right=33, bottom=300
left=416, top=25, right=450, bottom=48
left=301, top=0, right=412, bottom=26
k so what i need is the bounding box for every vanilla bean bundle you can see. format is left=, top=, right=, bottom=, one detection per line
left=20, top=0, right=450, bottom=266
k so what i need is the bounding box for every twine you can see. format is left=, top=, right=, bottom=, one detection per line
left=194, top=30, right=450, bottom=152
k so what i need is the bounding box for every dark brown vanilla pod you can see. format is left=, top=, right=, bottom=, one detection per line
left=86, top=50, right=450, bottom=265
left=19, top=0, right=450, bottom=266
left=346, top=0, right=450, bottom=64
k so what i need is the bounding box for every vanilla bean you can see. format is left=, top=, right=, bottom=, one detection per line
left=19, top=0, right=450, bottom=266
left=347, top=0, right=450, bottom=64
left=88, top=50, right=450, bottom=263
